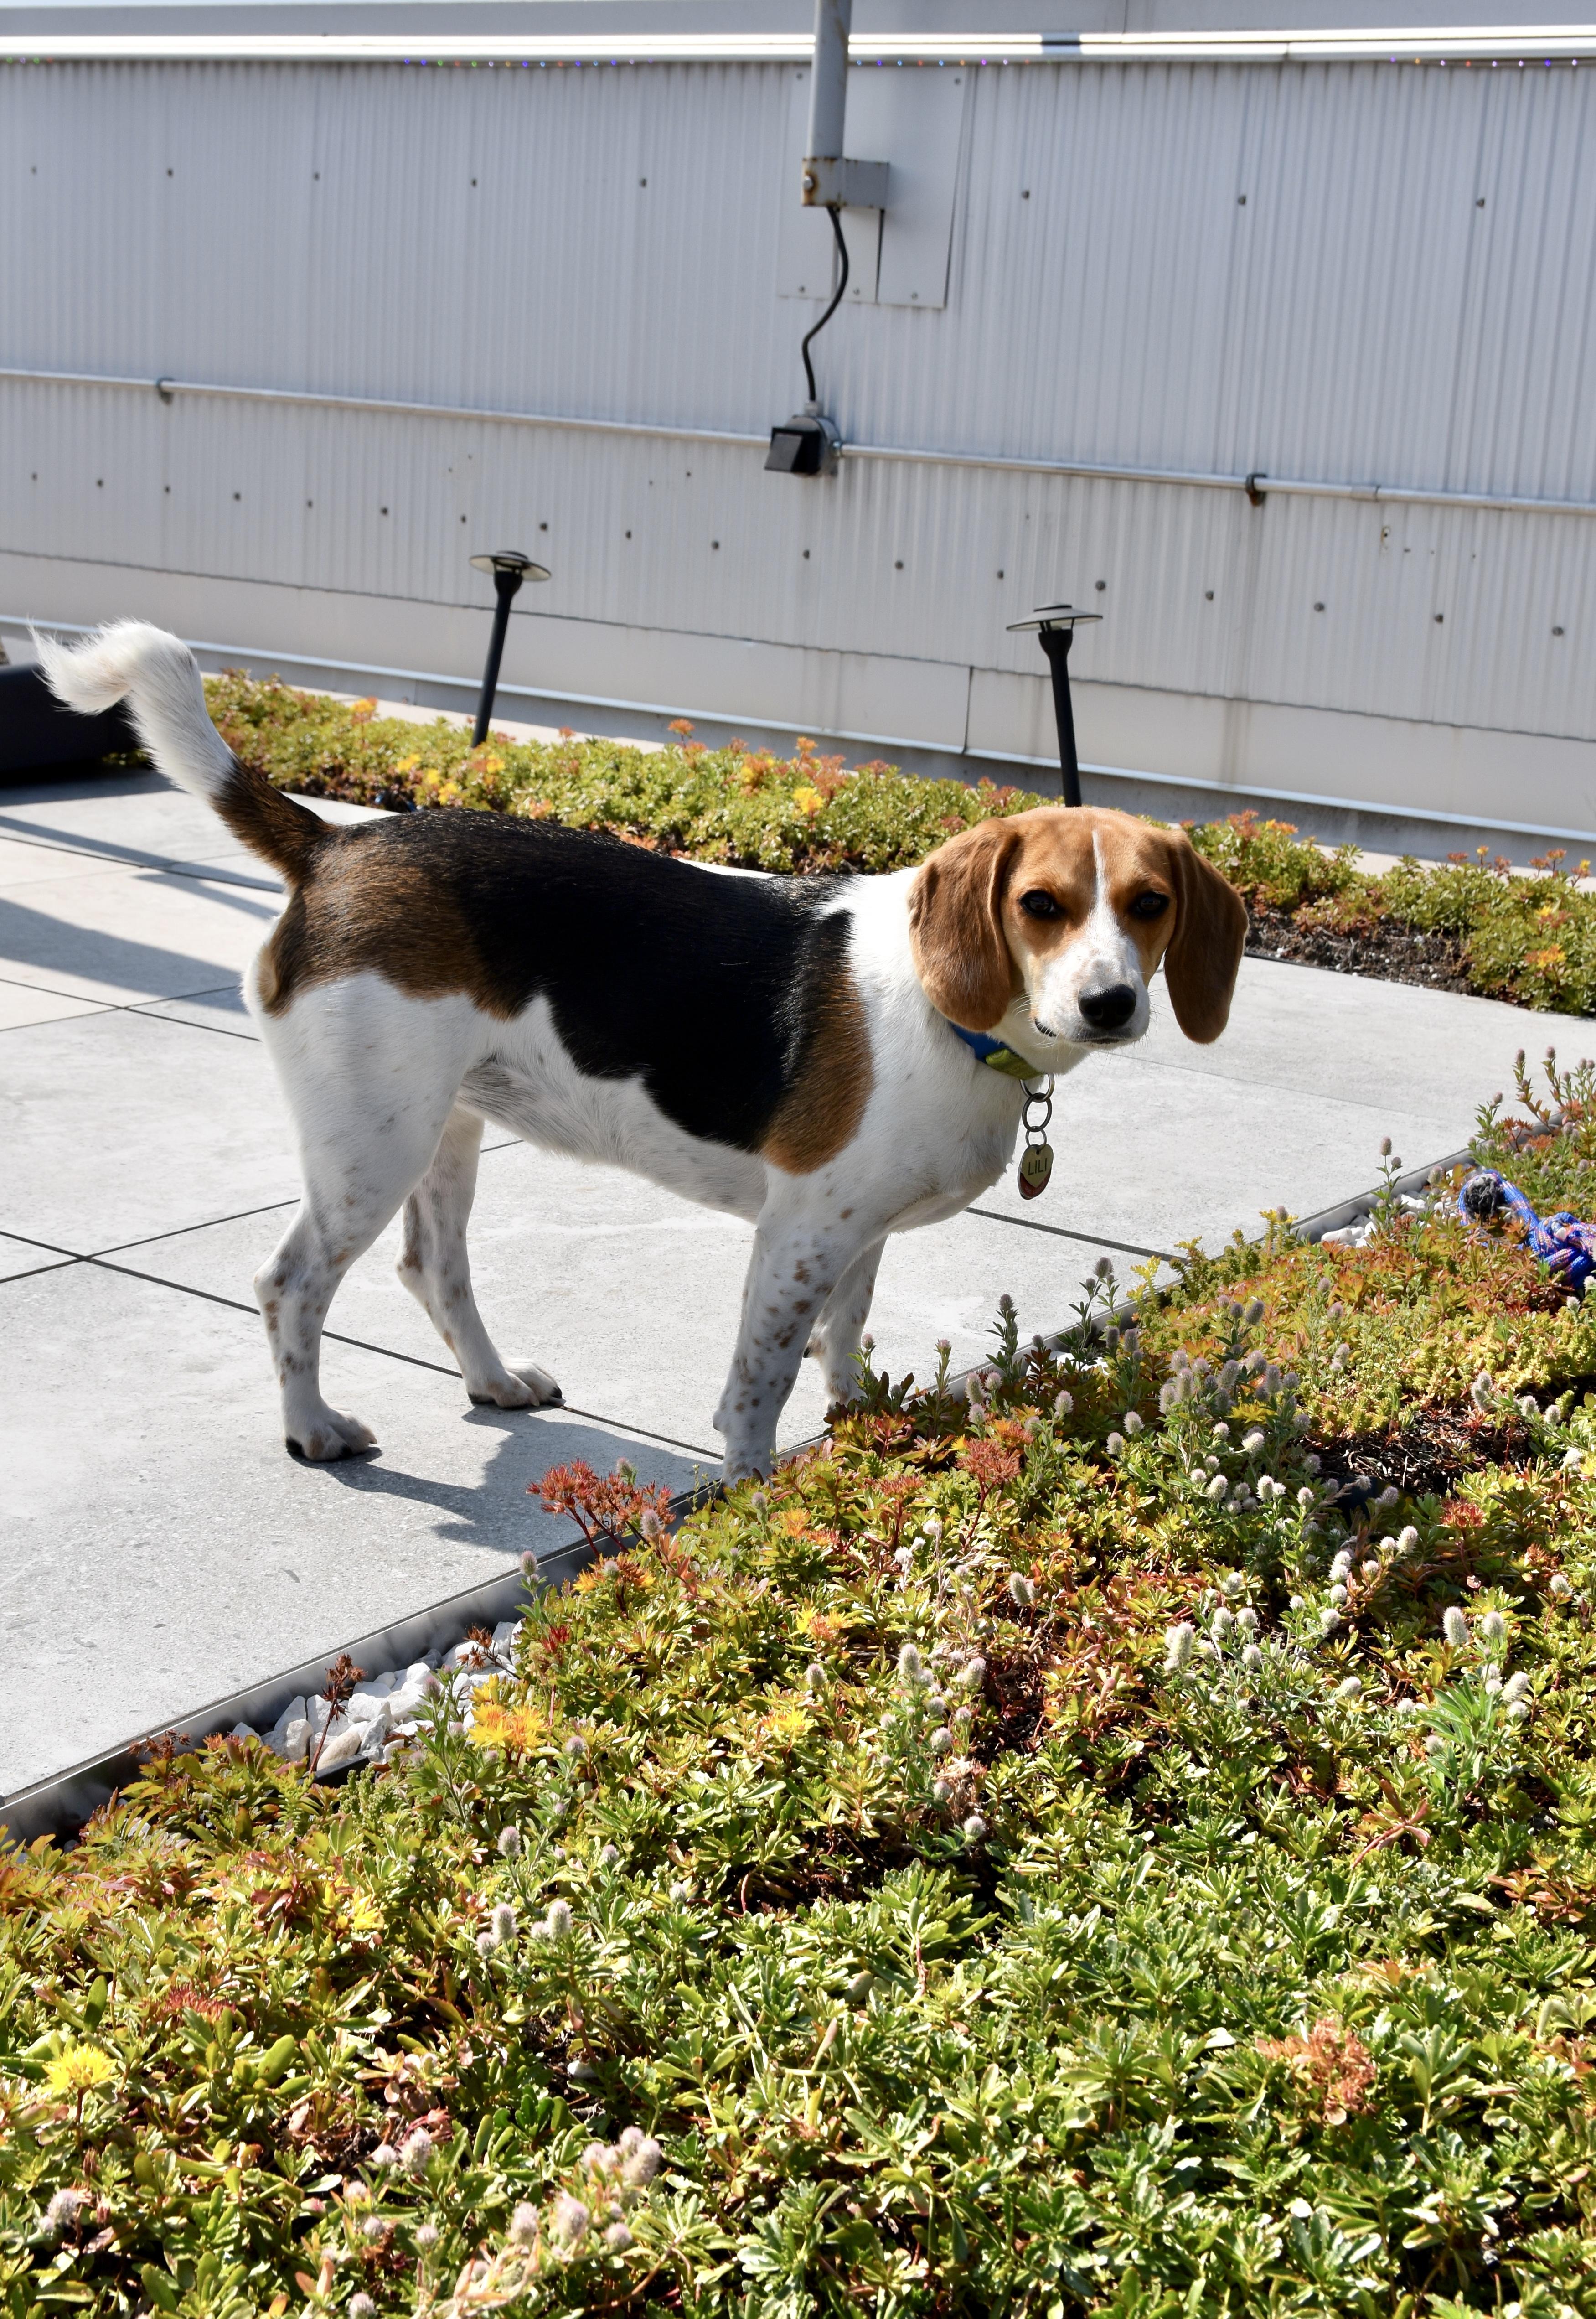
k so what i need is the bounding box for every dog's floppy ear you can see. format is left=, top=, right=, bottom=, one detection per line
left=909, top=817, right=1021, bottom=1031
left=1162, top=833, right=1249, bottom=1043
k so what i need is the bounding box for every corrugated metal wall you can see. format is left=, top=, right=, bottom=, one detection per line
left=4, top=48, right=1594, bottom=806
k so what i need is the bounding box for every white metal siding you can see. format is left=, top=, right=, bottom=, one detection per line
left=3, top=47, right=1595, bottom=788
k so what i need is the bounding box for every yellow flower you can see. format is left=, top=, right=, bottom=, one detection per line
left=792, top=786, right=825, bottom=817
left=470, top=1699, right=547, bottom=1754
left=1527, top=946, right=1567, bottom=972
left=43, top=2044, right=117, bottom=2097
left=394, top=754, right=421, bottom=775
left=350, top=697, right=377, bottom=725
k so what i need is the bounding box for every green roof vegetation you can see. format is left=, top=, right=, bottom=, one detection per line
left=8, top=1064, right=1596, bottom=2314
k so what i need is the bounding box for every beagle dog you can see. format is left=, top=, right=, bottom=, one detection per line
left=43, top=624, right=1247, bottom=1478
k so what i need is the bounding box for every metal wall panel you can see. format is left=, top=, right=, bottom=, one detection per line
left=4, top=47, right=1595, bottom=788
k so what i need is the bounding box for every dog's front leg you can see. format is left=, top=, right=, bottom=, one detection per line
left=806, top=1236, right=887, bottom=1409
left=714, top=1207, right=876, bottom=1480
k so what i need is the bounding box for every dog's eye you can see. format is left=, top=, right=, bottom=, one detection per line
left=1129, top=891, right=1170, bottom=920
left=1019, top=889, right=1064, bottom=921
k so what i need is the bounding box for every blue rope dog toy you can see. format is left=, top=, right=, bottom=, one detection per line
left=1458, top=1168, right=1596, bottom=1293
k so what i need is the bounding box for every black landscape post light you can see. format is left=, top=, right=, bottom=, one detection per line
left=470, top=550, right=550, bottom=744
left=1006, top=604, right=1103, bottom=808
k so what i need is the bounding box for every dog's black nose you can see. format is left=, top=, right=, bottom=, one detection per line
left=1079, top=983, right=1136, bottom=1030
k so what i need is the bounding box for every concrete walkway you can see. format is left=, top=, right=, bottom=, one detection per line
left=3, top=763, right=1591, bottom=1800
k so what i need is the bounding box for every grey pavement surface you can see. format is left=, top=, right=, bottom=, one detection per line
left=4, top=765, right=1593, bottom=1801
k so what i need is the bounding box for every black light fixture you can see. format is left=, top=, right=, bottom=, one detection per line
left=766, top=0, right=887, bottom=480
left=469, top=550, right=549, bottom=743
left=1006, top=604, right=1102, bottom=807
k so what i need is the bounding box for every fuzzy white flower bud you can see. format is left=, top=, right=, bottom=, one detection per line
left=1480, top=1610, right=1507, bottom=1648
left=1241, top=1643, right=1264, bottom=1671
left=1334, top=1676, right=1363, bottom=1702
left=605, top=2221, right=635, bottom=2250
left=507, top=2204, right=539, bottom=2248
left=961, top=1814, right=988, bottom=1844
left=546, top=1899, right=573, bottom=1940
left=401, top=2128, right=433, bottom=2177
left=1501, top=1671, right=1531, bottom=1704
left=668, top=1879, right=691, bottom=1904
left=621, top=2137, right=663, bottom=2187
left=1123, top=1411, right=1144, bottom=1436
left=497, top=1825, right=523, bottom=1858
left=1442, top=1605, right=1470, bottom=1649
left=1164, top=1621, right=1195, bottom=1672
left=1054, top=1388, right=1074, bottom=1418
left=959, top=1657, right=987, bottom=1689
left=1329, top=1549, right=1353, bottom=1583
left=1007, top=1573, right=1035, bottom=1607
left=1206, top=1473, right=1229, bottom=1503
left=415, top=2224, right=439, bottom=2251
left=350, top=2296, right=377, bottom=2319
left=1211, top=1606, right=1234, bottom=1642
left=564, top=1733, right=589, bottom=1759
left=550, top=2193, right=590, bottom=2249
left=1105, top=1432, right=1125, bottom=1457
left=1425, top=1733, right=1447, bottom=1758
left=1550, top=1573, right=1574, bottom=1599
left=929, top=1727, right=954, bottom=1755
left=804, top=1662, right=828, bottom=1694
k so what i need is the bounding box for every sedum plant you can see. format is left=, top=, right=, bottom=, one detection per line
left=8, top=1155, right=1596, bottom=2312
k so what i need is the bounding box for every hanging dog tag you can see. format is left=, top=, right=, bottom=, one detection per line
left=1018, top=1141, right=1054, bottom=1200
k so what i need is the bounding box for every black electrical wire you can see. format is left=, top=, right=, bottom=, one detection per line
left=800, top=204, right=851, bottom=405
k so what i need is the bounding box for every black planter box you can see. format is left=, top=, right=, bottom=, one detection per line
left=0, top=660, right=138, bottom=773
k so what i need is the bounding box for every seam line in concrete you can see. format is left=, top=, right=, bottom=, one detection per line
left=966, top=1207, right=1172, bottom=1260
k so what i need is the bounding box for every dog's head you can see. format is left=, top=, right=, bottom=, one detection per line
left=908, top=805, right=1248, bottom=1058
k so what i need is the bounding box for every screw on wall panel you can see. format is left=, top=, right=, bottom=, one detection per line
left=712, top=539, right=720, bottom=549
left=640, top=177, right=647, bottom=186
left=539, top=522, right=548, bottom=530
left=1435, top=613, right=1444, bottom=623
left=997, top=568, right=1004, bottom=578
left=1477, top=196, right=1486, bottom=205
left=1204, top=589, right=1214, bottom=600
left=803, top=549, right=811, bottom=559
left=1022, top=188, right=1030, bottom=197
left=1554, top=625, right=1565, bottom=636
left=625, top=529, right=631, bottom=538
left=233, top=491, right=241, bottom=500
left=1313, top=600, right=1324, bottom=611
left=1237, top=193, right=1246, bottom=203
left=1094, top=579, right=1106, bottom=591
left=1245, top=473, right=1267, bottom=506
left=381, top=506, right=389, bottom=515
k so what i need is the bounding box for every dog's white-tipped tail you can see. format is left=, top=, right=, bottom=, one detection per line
left=37, top=622, right=325, bottom=881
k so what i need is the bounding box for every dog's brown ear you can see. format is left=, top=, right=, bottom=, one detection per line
left=909, top=817, right=1021, bottom=1031
left=1162, top=834, right=1249, bottom=1042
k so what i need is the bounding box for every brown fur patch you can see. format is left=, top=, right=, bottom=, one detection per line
left=258, top=833, right=508, bottom=1018
left=762, top=955, right=874, bottom=1174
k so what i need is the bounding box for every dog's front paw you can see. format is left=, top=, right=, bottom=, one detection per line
left=508, top=1361, right=562, bottom=1407
left=287, top=1404, right=378, bottom=1460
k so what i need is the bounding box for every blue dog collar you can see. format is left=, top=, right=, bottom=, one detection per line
left=946, top=1020, right=1044, bottom=1082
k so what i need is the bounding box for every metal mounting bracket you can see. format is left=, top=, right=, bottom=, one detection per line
left=801, top=155, right=889, bottom=209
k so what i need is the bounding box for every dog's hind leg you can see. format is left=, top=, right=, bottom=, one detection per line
left=805, top=1235, right=887, bottom=1408
left=253, top=987, right=471, bottom=1460
left=397, top=1104, right=561, bottom=1409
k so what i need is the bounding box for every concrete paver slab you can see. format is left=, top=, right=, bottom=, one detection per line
left=0, top=835, right=132, bottom=891
left=0, top=771, right=243, bottom=871
left=1, top=1009, right=299, bottom=1252
left=0, top=1234, right=79, bottom=1284
left=0, top=1258, right=711, bottom=1797
left=133, top=984, right=258, bottom=1039
left=0, top=976, right=110, bottom=1031
left=1136, top=956, right=1596, bottom=1113
left=0, top=862, right=279, bottom=1007
left=969, top=1041, right=1463, bottom=1251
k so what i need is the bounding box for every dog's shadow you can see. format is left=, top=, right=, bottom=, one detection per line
left=312, top=1398, right=718, bottom=1555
